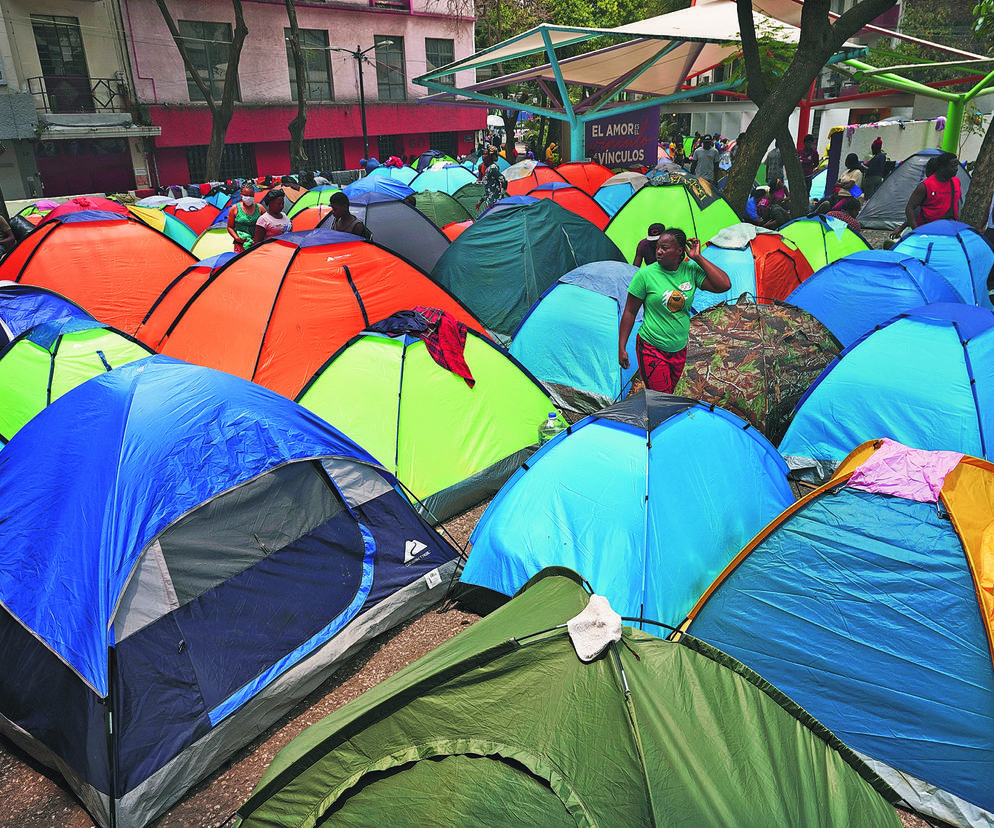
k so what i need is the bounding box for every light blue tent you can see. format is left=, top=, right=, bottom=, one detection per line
left=461, top=391, right=794, bottom=627
left=409, top=164, right=477, bottom=195
left=342, top=176, right=415, bottom=201
left=779, top=303, right=994, bottom=467
left=593, top=171, right=648, bottom=216
left=367, top=164, right=419, bottom=185
left=684, top=439, right=994, bottom=828
left=786, top=249, right=966, bottom=347
left=0, top=355, right=459, bottom=828
left=509, top=261, right=641, bottom=411
left=432, top=199, right=626, bottom=337
left=892, top=219, right=994, bottom=309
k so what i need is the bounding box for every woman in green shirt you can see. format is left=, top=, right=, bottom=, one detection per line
left=618, top=228, right=730, bottom=393
left=227, top=185, right=262, bottom=253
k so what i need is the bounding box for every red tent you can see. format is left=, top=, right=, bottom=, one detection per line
left=164, top=202, right=222, bottom=235
left=526, top=183, right=611, bottom=230
left=0, top=211, right=196, bottom=334
left=441, top=220, right=474, bottom=241
left=502, top=160, right=569, bottom=197
left=555, top=161, right=615, bottom=195
left=41, top=196, right=129, bottom=223
left=135, top=228, right=487, bottom=400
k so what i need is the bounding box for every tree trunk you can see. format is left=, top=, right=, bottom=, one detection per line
left=723, top=0, right=898, bottom=218
left=285, top=0, right=308, bottom=173
left=154, top=0, right=248, bottom=182
left=961, top=121, right=994, bottom=231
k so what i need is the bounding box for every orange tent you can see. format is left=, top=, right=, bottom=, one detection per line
left=441, top=220, right=474, bottom=241
left=526, top=183, right=611, bottom=230
left=555, top=161, right=615, bottom=195
left=287, top=204, right=334, bottom=231
left=0, top=211, right=196, bottom=334
left=502, top=160, right=569, bottom=197
left=135, top=228, right=487, bottom=400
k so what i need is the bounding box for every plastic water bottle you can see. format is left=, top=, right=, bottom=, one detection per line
left=538, top=412, right=565, bottom=446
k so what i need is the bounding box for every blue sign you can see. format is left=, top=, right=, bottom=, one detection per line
left=585, top=106, right=660, bottom=167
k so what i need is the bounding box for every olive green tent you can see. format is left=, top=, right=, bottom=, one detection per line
left=411, top=190, right=474, bottom=227
left=296, top=321, right=560, bottom=523
left=0, top=317, right=154, bottom=441
left=451, top=181, right=484, bottom=217
left=236, top=568, right=901, bottom=828
left=605, top=170, right=739, bottom=263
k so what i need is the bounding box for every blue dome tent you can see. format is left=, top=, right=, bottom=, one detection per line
left=509, top=260, right=641, bottom=412
left=786, top=249, right=966, bottom=347
left=0, top=282, right=92, bottom=340
left=0, top=356, right=459, bottom=828
left=779, top=303, right=994, bottom=468
left=461, top=391, right=794, bottom=626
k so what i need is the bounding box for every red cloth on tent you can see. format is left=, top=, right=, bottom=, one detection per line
left=413, top=306, right=475, bottom=387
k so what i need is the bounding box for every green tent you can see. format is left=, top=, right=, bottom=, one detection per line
left=779, top=215, right=871, bottom=271
left=287, top=185, right=342, bottom=219
left=0, top=318, right=154, bottom=441
left=606, top=171, right=740, bottom=263
left=451, top=181, right=484, bottom=217
left=432, top=199, right=626, bottom=338
left=236, top=568, right=901, bottom=828
left=297, top=322, right=560, bottom=523
left=411, top=190, right=474, bottom=227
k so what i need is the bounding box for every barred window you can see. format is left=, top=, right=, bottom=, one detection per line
left=377, top=134, right=399, bottom=159
left=186, top=143, right=256, bottom=183
left=429, top=131, right=458, bottom=158
left=303, top=137, right=344, bottom=172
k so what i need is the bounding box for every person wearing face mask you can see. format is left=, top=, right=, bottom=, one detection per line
left=618, top=228, right=731, bottom=393
left=228, top=185, right=262, bottom=253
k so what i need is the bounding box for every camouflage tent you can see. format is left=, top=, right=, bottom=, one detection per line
left=675, top=298, right=841, bottom=445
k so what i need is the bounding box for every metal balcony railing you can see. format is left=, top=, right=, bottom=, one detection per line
left=28, top=76, right=127, bottom=114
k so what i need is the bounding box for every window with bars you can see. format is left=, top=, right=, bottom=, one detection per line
left=178, top=20, right=239, bottom=103
left=186, top=143, right=256, bottom=183
left=285, top=29, right=333, bottom=101
left=424, top=38, right=454, bottom=86
left=377, top=134, right=399, bottom=160
left=429, top=131, right=458, bottom=158
left=303, top=137, right=344, bottom=172
left=375, top=37, right=406, bottom=101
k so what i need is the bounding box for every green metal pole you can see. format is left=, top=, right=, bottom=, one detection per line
left=944, top=98, right=964, bottom=153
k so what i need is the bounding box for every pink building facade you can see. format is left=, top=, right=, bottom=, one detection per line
left=122, top=0, right=484, bottom=185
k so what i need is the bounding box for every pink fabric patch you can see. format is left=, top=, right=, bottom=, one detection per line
left=847, top=439, right=963, bottom=503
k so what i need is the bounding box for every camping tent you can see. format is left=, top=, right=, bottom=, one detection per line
left=593, top=170, right=649, bottom=216
left=236, top=568, right=901, bottom=828
left=409, top=165, right=477, bottom=195
left=367, top=164, right=419, bottom=185
left=858, top=149, right=971, bottom=230
left=0, top=356, right=459, bottom=828
left=526, top=182, right=611, bottom=229
left=502, top=160, right=569, bottom=196
left=682, top=439, right=994, bottom=828
left=509, top=260, right=642, bottom=412
left=0, top=317, right=154, bottom=441
left=779, top=303, right=994, bottom=468
left=342, top=176, right=414, bottom=201
left=785, top=249, right=966, bottom=347
left=461, top=391, right=794, bottom=628
left=409, top=190, right=475, bottom=226
left=136, top=228, right=485, bottom=400
left=0, top=211, right=197, bottom=335
left=286, top=185, right=342, bottom=218
left=555, top=160, right=615, bottom=195
left=41, top=196, right=129, bottom=222
left=778, top=214, right=871, bottom=271
left=432, top=200, right=626, bottom=338
left=450, top=181, right=484, bottom=217
left=163, top=200, right=222, bottom=235
left=673, top=298, right=841, bottom=445
left=297, top=316, right=560, bottom=523
left=337, top=192, right=451, bottom=274
left=892, top=219, right=994, bottom=309
left=126, top=205, right=198, bottom=251
left=605, top=171, right=739, bottom=262
left=695, top=225, right=814, bottom=310
left=0, top=282, right=92, bottom=340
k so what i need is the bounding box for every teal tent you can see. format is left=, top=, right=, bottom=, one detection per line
left=236, top=569, right=901, bottom=828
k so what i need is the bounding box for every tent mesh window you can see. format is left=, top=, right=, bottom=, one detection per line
left=186, top=143, right=257, bottom=183
left=429, top=131, right=458, bottom=158
left=303, top=137, right=344, bottom=173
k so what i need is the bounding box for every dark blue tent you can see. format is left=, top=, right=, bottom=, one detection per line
left=786, top=249, right=966, bottom=347
left=0, top=282, right=93, bottom=341
left=0, top=356, right=459, bottom=827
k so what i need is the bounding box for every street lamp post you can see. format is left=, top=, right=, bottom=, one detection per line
left=329, top=41, right=393, bottom=162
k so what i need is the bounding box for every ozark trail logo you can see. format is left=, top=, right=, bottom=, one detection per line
left=404, top=539, right=429, bottom=564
